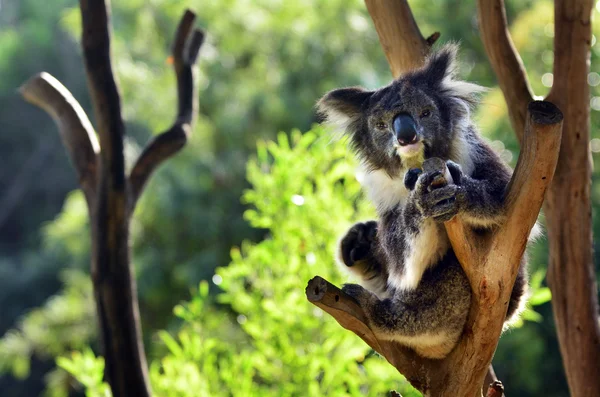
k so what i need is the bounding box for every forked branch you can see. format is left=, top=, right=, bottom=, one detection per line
left=129, top=10, right=205, bottom=205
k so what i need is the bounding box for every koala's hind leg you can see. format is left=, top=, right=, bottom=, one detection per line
left=342, top=257, right=471, bottom=359
left=506, top=256, right=529, bottom=322
left=339, top=221, right=389, bottom=299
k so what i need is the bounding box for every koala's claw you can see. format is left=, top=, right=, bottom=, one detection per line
left=446, top=160, right=464, bottom=185
left=404, top=168, right=423, bottom=191
left=415, top=181, right=464, bottom=222
left=340, top=221, right=377, bottom=267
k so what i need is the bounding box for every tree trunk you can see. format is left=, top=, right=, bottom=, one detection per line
left=20, top=5, right=204, bottom=396
left=544, top=1, right=600, bottom=396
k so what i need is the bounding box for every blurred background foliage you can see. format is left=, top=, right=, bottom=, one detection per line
left=0, top=0, right=598, bottom=395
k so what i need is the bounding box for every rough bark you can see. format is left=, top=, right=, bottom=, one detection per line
left=544, top=1, right=600, bottom=395
left=364, top=0, right=438, bottom=78
left=477, top=0, right=600, bottom=394
left=20, top=6, right=203, bottom=396
left=307, top=2, right=563, bottom=396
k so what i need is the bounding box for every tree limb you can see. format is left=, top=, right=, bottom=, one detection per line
left=477, top=0, right=534, bottom=142
left=19, top=72, right=99, bottom=202
left=364, top=0, right=437, bottom=78
left=128, top=10, right=204, bottom=206
left=79, top=1, right=150, bottom=395
left=544, top=0, right=600, bottom=395
left=79, top=0, right=127, bottom=190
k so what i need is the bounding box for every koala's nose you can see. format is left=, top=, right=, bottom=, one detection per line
left=393, top=114, right=418, bottom=146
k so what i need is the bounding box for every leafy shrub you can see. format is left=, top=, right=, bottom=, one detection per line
left=58, top=128, right=419, bottom=396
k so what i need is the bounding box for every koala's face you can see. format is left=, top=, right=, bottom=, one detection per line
left=318, top=44, right=484, bottom=177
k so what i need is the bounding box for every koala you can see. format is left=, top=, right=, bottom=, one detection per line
left=317, top=44, right=531, bottom=359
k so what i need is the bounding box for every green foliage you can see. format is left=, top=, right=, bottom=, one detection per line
left=0, top=269, right=94, bottom=379
left=58, top=129, right=419, bottom=396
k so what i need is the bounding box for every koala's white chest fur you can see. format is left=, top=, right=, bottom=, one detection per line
left=356, top=144, right=475, bottom=292
left=356, top=166, right=410, bottom=213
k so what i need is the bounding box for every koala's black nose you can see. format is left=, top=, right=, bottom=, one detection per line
left=393, top=114, right=418, bottom=145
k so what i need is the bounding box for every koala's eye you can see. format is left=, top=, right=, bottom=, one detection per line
left=419, top=109, right=432, bottom=119
left=375, top=121, right=387, bottom=130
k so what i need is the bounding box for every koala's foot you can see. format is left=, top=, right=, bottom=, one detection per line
left=405, top=163, right=465, bottom=223
left=340, top=221, right=378, bottom=267
left=341, top=283, right=378, bottom=306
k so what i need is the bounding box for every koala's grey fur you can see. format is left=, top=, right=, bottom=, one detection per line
left=317, top=44, right=532, bottom=359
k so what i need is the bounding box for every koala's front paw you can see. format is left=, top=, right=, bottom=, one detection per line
left=413, top=171, right=465, bottom=222
left=340, top=221, right=378, bottom=267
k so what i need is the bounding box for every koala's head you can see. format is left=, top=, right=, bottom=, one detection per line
left=317, top=44, right=485, bottom=176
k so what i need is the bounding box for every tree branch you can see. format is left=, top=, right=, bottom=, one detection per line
left=128, top=10, right=204, bottom=206
left=19, top=72, right=99, bottom=202
left=306, top=277, right=434, bottom=393
left=364, top=0, right=437, bottom=78
left=477, top=0, right=534, bottom=142
left=544, top=0, right=600, bottom=395
left=79, top=0, right=126, bottom=190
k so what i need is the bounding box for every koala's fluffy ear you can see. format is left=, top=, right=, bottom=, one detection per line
left=317, top=87, right=373, bottom=134
left=423, top=43, right=487, bottom=105
left=423, top=43, right=459, bottom=85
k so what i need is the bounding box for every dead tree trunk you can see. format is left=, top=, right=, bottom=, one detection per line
left=306, top=1, right=568, bottom=396
left=20, top=4, right=204, bottom=396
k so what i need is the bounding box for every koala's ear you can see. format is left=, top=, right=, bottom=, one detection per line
left=423, top=43, right=458, bottom=85
left=317, top=87, right=373, bottom=133
left=422, top=43, right=487, bottom=105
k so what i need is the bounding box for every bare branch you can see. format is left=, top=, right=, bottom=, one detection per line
left=544, top=0, right=600, bottom=394
left=19, top=72, right=99, bottom=202
left=477, top=0, right=534, bottom=142
left=365, top=0, right=434, bottom=78
left=128, top=10, right=204, bottom=205
left=306, top=277, right=434, bottom=393
left=496, top=101, right=562, bottom=266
